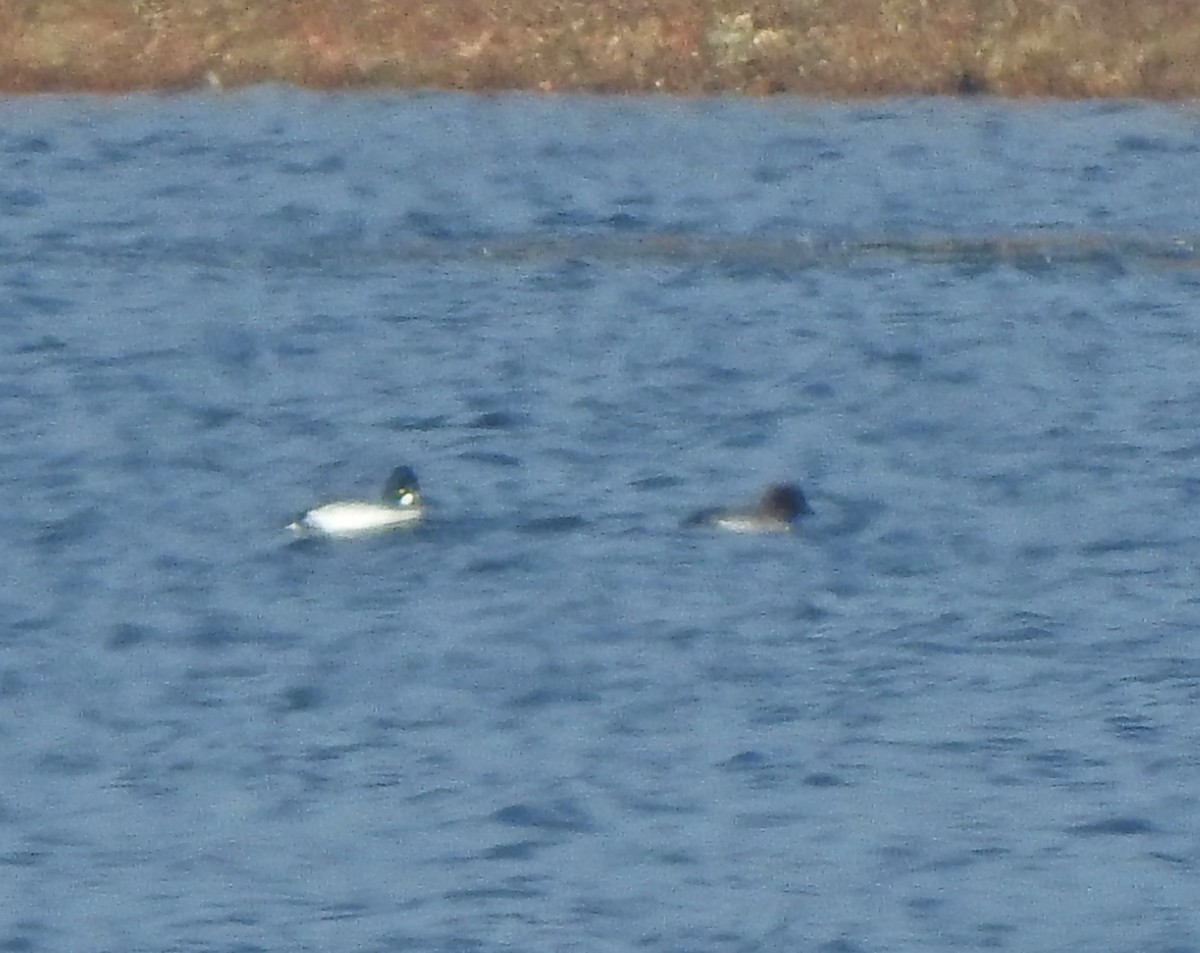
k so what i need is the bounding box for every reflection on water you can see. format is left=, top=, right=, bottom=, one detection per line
left=453, top=229, right=1200, bottom=268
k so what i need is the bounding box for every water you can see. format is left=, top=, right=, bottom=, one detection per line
left=2, top=89, right=1199, bottom=952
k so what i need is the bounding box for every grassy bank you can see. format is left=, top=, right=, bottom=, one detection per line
left=2, top=0, right=1198, bottom=97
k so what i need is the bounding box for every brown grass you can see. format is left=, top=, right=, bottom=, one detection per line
left=2, top=0, right=1199, bottom=96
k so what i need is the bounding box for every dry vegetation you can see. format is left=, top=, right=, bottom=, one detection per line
left=1, top=0, right=1198, bottom=96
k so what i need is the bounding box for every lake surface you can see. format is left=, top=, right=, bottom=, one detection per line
left=2, top=89, right=1199, bottom=952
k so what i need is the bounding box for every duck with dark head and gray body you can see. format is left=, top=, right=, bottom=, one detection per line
left=684, top=483, right=812, bottom=533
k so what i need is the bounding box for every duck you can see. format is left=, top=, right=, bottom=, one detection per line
left=684, top=482, right=812, bottom=533
left=288, top=466, right=424, bottom=538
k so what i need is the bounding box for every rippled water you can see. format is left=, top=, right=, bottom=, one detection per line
left=2, top=90, right=1200, bottom=952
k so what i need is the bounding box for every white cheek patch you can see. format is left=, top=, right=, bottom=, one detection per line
left=399, top=491, right=416, bottom=506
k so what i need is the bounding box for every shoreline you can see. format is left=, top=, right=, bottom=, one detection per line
left=3, top=0, right=1199, bottom=98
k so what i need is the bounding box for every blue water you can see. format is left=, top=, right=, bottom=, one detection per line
left=2, top=89, right=1200, bottom=952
